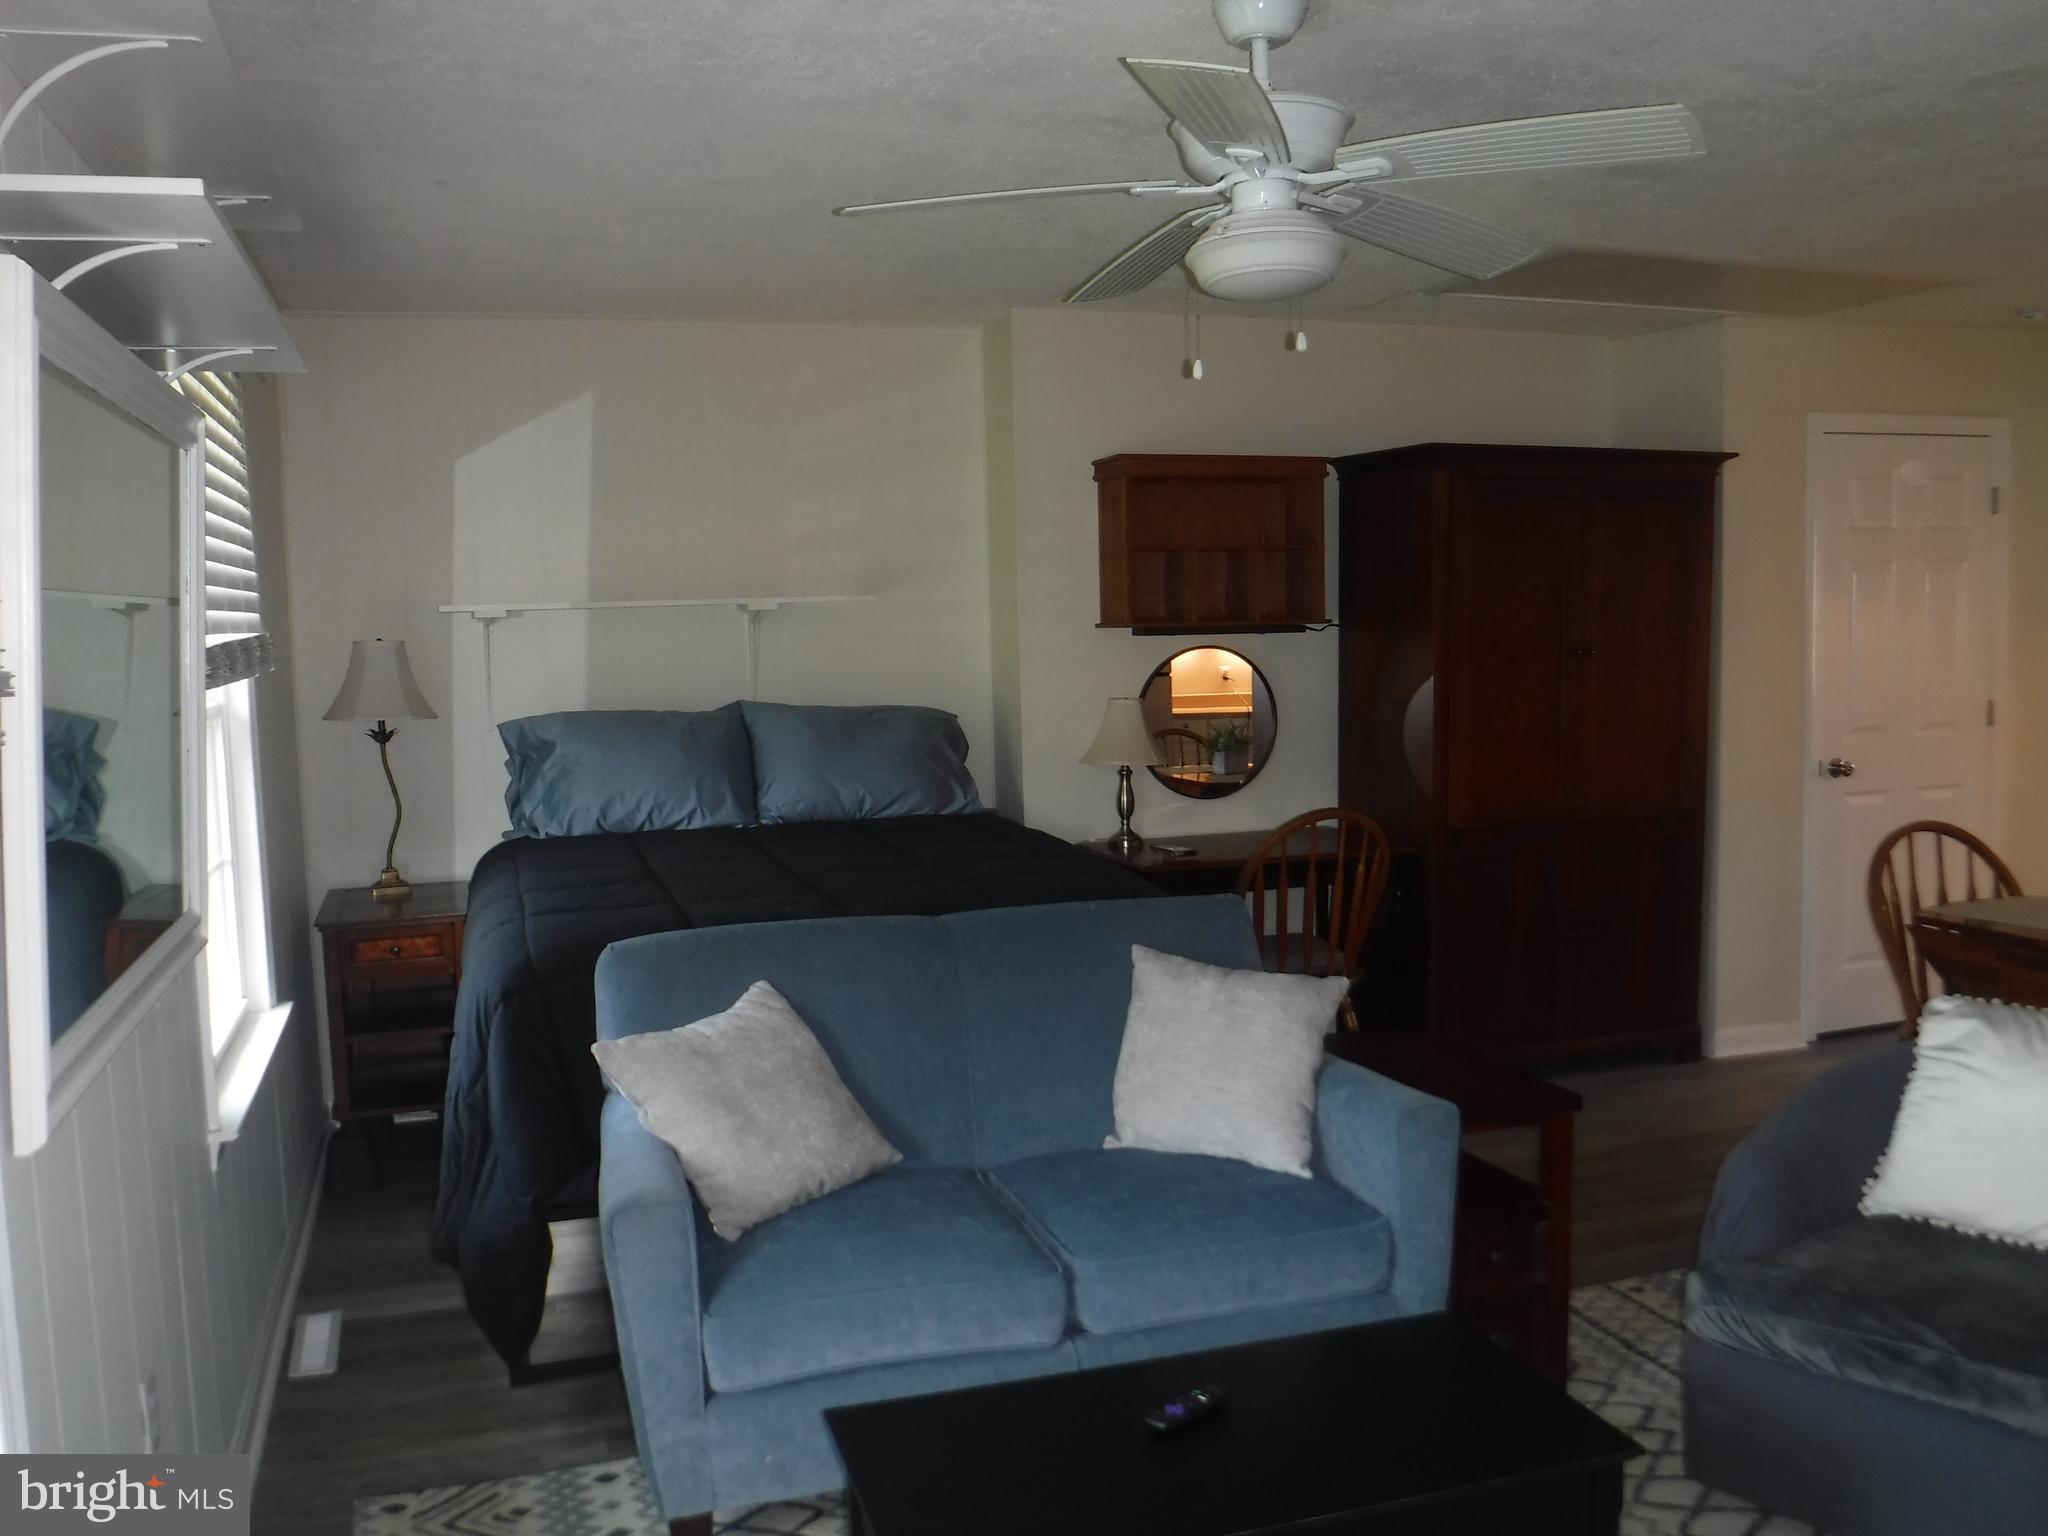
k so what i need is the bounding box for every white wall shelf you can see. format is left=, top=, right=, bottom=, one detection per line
left=439, top=595, right=877, bottom=706
left=0, top=174, right=302, bottom=372
left=439, top=596, right=873, bottom=620
left=0, top=4, right=300, bottom=232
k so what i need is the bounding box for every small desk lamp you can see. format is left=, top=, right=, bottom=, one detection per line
left=323, top=638, right=438, bottom=903
left=1081, top=696, right=1163, bottom=858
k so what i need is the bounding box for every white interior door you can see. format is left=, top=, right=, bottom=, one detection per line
left=1805, top=420, right=2004, bottom=1033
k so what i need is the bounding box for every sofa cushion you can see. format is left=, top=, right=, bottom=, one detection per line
left=950, top=895, right=1266, bottom=1165
left=598, top=916, right=977, bottom=1164
left=699, top=1166, right=1067, bottom=1392
left=1686, top=1216, right=2048, bottom=1437
left=990, top=1148, right=1392, bottom=1335
left=591, top=980, right=901, bottom=1240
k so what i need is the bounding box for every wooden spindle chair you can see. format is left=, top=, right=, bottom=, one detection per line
left=1867, top=820, right=2022, bottom=1035
left=1235, top=808, right=1392, bottom=1033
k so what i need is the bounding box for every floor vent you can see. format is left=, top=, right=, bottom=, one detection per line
left=288, top=1310, right=342, bottom=1378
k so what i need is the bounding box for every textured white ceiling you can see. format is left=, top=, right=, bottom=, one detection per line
left=202, top=0, right=2048, bottom=332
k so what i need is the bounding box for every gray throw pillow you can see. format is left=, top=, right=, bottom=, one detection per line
left=592, top=981, right=902, bottom=1239
left=1107, top=945, right=1351, bottom=1178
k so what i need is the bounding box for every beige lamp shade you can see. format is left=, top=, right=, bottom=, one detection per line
left=322, top=638, right=438, bottom=722
left=1081, top=696, right=1162, bottom=767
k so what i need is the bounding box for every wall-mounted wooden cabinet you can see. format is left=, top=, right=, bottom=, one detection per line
left=1095, top=454, right=1328, bottom=633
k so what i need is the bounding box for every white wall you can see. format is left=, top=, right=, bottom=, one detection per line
left=995, top=305, right=1614, bottom=842
left=279, top=315, right=993, bottom=899
left=1701, top=317, right=2048, bottom=1045
left=1, top=975, right=325, bottom=1454
left=0, top=65, right=327, bottom=1461
left=273, top=301, right=2048, bottom=1067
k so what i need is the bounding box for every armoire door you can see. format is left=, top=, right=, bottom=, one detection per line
left=1432, top=834, right=1560, bottom=1048
left=1564, top=488, right=1714, bottom=817
left=1441, top=479, right=1576, bottom=829
left=1554, top=821, right=1703, bottom=1048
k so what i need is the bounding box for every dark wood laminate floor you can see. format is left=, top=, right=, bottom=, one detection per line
left=254, top=1033, right=1884, bottom=1534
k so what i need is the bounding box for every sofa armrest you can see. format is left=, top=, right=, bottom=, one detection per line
left=599, top=1092, right=713, bottom=1519
left=1698, top=1043, right=1912, bottom=1266
left=1313, top=1058, right=1460, bottom=1314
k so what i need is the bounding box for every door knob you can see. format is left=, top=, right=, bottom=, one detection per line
left=1824, top=757, right=1856, bottom=779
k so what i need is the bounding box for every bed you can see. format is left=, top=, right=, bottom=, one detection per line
left=43, top=709, right=123, bottom=1039
left=45, top=837, right=124, bottom=1039
left=429, top=703, right=1159, bottom=1370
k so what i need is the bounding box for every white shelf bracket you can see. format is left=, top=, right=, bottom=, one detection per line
left=738, top=601, right=782, bottom=701
left=438, top=595, right=872, bottom=710
left=52, top=239, right=180, bottom=291
left=0, top=36, right=187, bottom=157
left=475, top=613, right=509, bottom=727
left=163, top=345, right=265, bottom=380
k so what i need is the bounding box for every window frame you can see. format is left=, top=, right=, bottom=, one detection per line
left=173, top=367, right=291, bottom=1149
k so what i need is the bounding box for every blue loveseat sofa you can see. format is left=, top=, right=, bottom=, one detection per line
left=595, top=894, right=1459, bottom=1529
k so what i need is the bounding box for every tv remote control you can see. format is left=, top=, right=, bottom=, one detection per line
left=1145, top=1384, right=1226, bottom=1433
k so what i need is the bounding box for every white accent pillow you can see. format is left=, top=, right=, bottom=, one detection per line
left=593, top=981, right=901, bottom=1240
left=1107, top=945, right=1351, bottom=1178
left=1861, top=995, right=2048, bottom=1249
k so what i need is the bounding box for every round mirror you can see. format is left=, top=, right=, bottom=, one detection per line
left=1139, top=646, right=1277, bottom=799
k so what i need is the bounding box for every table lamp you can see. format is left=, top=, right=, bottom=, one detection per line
left=323, top=638, right=438, bottom=903
left=1081, top=696, right=1163, bottom=858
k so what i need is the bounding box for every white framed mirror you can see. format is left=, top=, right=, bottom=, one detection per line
left=0, top=257, right=205, bottom=1154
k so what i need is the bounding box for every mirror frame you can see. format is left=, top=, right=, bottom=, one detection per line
left=1140, top=644, right=1279, bottom=800
left=0, top=260, right=206, bottom=1155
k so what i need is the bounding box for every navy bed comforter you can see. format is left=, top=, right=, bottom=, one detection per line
left=430, top=811, right=1158, bottom=1367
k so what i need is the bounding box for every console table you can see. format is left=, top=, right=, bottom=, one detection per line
left=1074, top=826, right=1345, bottom=897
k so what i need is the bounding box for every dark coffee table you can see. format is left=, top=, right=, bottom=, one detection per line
left=826, top=1315, right=1638, bottom=1535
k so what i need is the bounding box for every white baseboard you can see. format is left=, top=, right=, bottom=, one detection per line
left=1707, top=1019, right=1810, bottom=1058
left=234, top=1130, right=329, bottom=1465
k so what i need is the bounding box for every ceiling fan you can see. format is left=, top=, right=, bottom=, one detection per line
left=834, top=0, right=1705, bottom=306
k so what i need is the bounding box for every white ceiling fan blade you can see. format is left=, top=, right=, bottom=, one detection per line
left=835, top=180, right=1189, bottom=216
left=1334, top=104, right=1703, bottom=181
left=1121, top=58, right=1290, bottom=164
left=1065, top=208, right=1212, bottom=304
left=1319, top=191, right=1548, bottom=279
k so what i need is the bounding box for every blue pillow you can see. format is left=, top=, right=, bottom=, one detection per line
left=741, top=701, right=982, bottom=823
left=43, top=709, right=106, bottom=842
left=499, top=706, right=757, bottom=837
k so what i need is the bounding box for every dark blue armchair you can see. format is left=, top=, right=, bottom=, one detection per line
left=1684, top=1043, right=2048, bottom=1536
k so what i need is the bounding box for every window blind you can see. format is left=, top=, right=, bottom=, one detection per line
left=175, top=370, right=276, bottom=688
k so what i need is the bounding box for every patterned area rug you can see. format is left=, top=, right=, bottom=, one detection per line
left=355, top=1273, right=1817, bottom=1536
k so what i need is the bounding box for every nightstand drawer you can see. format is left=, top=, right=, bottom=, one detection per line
left=346, top=922, right=459, bottom=975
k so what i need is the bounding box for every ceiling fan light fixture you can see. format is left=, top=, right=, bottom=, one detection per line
left=1267, top=93, right=1356, bottom=173
left=1185, top=209, right=1343, bottom=302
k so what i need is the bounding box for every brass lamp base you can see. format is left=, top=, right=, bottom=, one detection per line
left=1107, top=764, right=1145, bottom=858
left=370, top=866, right=413, bottom=904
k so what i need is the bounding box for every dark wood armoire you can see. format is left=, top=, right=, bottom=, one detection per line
left=1334, top=444, right=1732, bottom=1060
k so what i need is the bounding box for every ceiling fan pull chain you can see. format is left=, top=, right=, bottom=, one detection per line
left=1183, top=286, right=1206, bottom=380
left=1286, top=299, right=1309, bottom=352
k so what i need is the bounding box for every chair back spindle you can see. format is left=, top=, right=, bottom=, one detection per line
left=1236, top=809, right=1393, bottom=1029
left=1867, top=820, right=2021, bottom=1035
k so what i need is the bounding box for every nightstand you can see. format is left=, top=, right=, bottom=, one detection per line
left=104, top=883, right=181, bottom=982
left=316, top=881, right=467, bottom=1183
